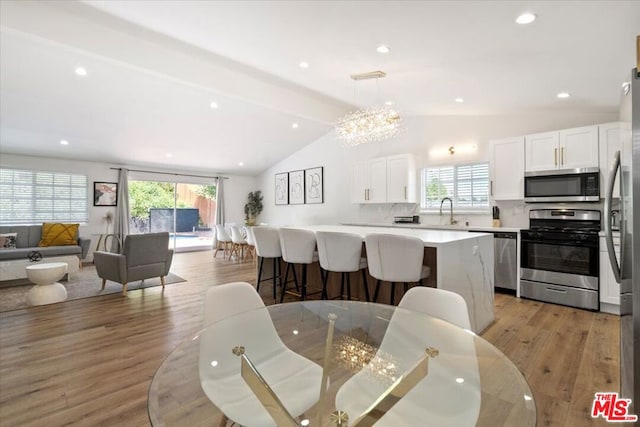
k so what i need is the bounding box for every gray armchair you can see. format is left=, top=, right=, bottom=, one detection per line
left=94, top=232, right=174, bottom=296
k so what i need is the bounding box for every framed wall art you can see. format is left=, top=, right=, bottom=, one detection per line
left=94, top=182, right=118, bottom=206
left=305, top=167, right=324, bottom=204
left=275, top=172, right=289, bottom=205
left=288, top=170, right=305, bottom=205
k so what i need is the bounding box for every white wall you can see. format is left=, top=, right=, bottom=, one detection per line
left=0, top=154, right=256, bottom=258
left=256, top=112, right=617, bottom=227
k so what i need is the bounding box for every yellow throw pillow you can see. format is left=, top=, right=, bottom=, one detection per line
left=38, top=223, right=79, bottom=247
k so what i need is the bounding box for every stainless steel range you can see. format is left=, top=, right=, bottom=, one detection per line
left=520, top=209, right=601, bottom=310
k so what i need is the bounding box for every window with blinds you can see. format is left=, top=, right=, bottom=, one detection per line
left=0, top=168, right=88, bottom=225
left=421, top=163, right=489, bottom=211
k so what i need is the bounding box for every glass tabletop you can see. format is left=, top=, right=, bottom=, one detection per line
left=148, top=300, right=535, bottom=427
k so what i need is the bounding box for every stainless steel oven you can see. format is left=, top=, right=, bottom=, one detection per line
left=520, top=209, right=600, bottom=310
left=524, top=168, right=599, bottom=202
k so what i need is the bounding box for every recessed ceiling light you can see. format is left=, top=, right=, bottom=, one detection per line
left=556, top=92, right=571, bottom=99
left=384, top=101, right=394, bottom=106
left=376, top=45, right=390, bottom=54
left=75, top=67, right=87, bottom=77
left=165, top=153, right=173, bottom=158
left=292, top=123, right=299, bottom=129
left=210, top=101, right=219, bottom=109
left=238, top=162, right=244, bottom=166
left=455, top=97, right=464, bottom=103
left=516, top=13, right=536, bottom=24
left=59, top=140, right=69, bottom=145
left=299, top=61, right=309, bottom=69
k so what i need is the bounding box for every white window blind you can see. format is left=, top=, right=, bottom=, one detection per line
left=0, top=168, right=88, bottom=225
left=421, top=162, right=489, bottom=210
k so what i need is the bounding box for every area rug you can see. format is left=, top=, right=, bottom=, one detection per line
left=0, top=266, right=186, bottom=312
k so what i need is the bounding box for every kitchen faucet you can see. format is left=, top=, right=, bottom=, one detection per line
left=439, top=197, right=457, bottom=225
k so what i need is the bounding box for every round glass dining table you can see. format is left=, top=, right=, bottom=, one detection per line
left=148, top=300, right=536, bottom=426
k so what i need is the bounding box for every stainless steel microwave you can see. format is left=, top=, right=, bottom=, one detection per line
left=524, top=167, right=599, bottom=202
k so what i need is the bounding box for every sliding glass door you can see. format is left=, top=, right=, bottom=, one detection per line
left=128, top=180, right=216, bottom=252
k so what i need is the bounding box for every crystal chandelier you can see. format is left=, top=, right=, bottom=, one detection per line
left=336, top=71, right=402, bottom=146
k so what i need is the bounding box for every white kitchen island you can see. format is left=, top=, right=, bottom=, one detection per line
left=292, top=225, right=495, bottom=333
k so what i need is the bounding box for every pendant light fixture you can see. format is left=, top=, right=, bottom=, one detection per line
left=335, top=71, right=402, bottom=146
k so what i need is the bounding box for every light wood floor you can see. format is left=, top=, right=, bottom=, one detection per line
left=0, top=251, right=619, bottom=426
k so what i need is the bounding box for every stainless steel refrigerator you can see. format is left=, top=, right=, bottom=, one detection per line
left=604, top=66, right=639, bottom=416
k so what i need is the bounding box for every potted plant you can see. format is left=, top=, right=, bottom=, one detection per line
left=244, top=190, right=263, bottom=226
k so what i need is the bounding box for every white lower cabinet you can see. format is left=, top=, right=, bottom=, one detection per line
left=599, top=235, right=620, bottom=314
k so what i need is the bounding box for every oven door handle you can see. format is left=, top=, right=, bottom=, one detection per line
left=604, top=150, right=621, bottom=283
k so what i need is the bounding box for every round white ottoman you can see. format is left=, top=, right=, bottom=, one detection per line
left=25, top=262, right=68, bottom=306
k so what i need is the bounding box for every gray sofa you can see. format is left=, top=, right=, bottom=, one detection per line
left=0, top=225, right=91, bottom=261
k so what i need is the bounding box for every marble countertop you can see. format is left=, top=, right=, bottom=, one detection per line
left=294, top=224, right=492, bottom=248
left=342, top=222, right=522, bottom=233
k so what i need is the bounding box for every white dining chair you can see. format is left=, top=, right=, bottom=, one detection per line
left=315, top=231, right=370, bottom=301
left=200, top=282, right=323, bottom=427
left=229, top=225, right=249, bottom=262
left=214, top=224, right=232, bottom=259
left=244, top=226, right=257, bottom=264
left=399, top=286, right=471, bottom=329
left=334, top=285, right=480, bottom=426
left=252, top=226, right=283, bottom=301
left=365, top=233, right=431, bottom=305
left=278, top=228, right=319, bottom=302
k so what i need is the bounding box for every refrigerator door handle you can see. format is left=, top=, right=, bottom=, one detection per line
left=604, top=150, right=622, bottom=283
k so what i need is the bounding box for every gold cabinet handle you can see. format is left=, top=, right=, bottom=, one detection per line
left=404, top=186, right=407, bottom=200
left=561, top=147, right=564, bottom=165
left=554, top=148, right=558, bottom=166
left=490, top=180, right=493, bottom=196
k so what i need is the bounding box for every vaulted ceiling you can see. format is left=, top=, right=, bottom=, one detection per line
left=1, top=1, right=638, bottom=175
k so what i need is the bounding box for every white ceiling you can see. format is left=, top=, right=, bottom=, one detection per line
left=1, top=1, right=639, bottom=175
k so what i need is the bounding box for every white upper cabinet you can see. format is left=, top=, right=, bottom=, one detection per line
left=351, top=154, right=415, bottom=203
left=525, top=125, right=599, bottom=172
left=599, top=122, right=622, bottom=198
left=491, top=136, right=525, bottom=200
left=525, top=131, right=559, bottom=171
left=559, top=125, right=599, bottom=169
left=351, top=158, right=387, bottom=203
left=368, top=158, right=388, bottom=202
left=386, top=154, right=417, bottom=203
left=351, top=160, right=370, bottom=203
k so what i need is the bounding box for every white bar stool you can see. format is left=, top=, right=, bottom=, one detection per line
left=364, top=233, right=431, bottom=305
left=251, top=226, right=283, bottom=301
left=315, top=231, right=370, bottom=301
left=278, top=228, right=319, bottom=302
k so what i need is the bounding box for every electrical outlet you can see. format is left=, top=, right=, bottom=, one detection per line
left=473, top=245, right=478, bottom=255
left=513, top=205, right=524, bottom=215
